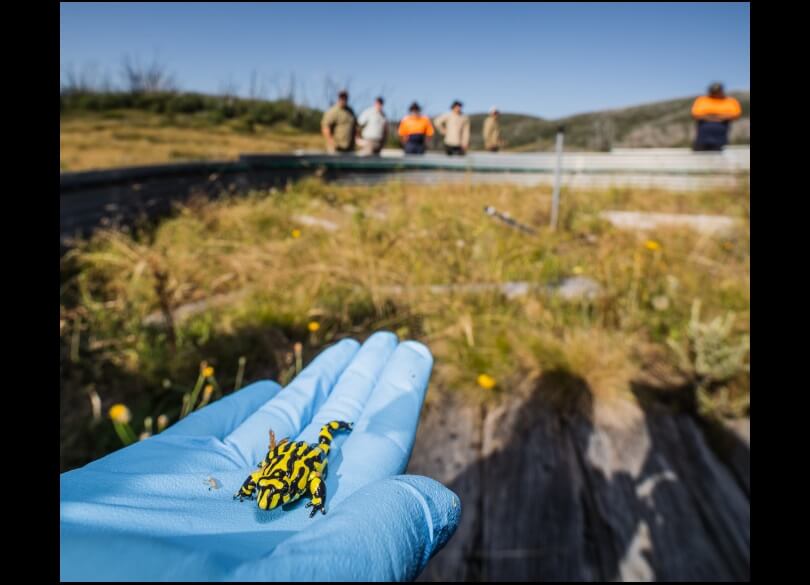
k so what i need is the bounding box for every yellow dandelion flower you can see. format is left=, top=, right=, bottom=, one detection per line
left=108, top=404, right=132, bottom=424
left=572, top=265, right=584, bottom=275
left=291, top=228, right=301, bottom=239
left=202, top=366, right=214, bottom=378
left=644, top=240, right=661, bottom=252
left=477, top=374, right=497, bottom=390
left=308, top=321, right=320, bottom=332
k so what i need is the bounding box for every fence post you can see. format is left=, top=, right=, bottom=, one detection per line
left=550, top=126, right=565, bottom=230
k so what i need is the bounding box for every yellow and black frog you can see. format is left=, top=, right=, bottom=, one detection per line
left=234, top=420, right=353, bottom=517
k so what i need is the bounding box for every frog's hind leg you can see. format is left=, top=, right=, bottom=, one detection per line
left=304, top=472, right=328, bottom=517
left=317, top=420, right=353, bottom=455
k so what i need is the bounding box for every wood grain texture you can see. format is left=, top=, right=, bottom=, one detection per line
left=409, top=373, right=749, bottom=581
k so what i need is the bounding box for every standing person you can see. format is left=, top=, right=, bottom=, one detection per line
left=434, top=100, right=470, bottom=155
left=691, top=82, right=742, bottom=151
left=356, top=96, right=388, bottom=156
left=321, top=90, right=357, bottom=153
left=483, top=106, right=503, bottom=152
left=398, top=102, right=435, bottom=155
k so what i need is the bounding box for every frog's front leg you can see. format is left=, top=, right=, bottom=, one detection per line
left=234, top=467, right=264, bottom=501
left=304, top=472, right=327, bottom=517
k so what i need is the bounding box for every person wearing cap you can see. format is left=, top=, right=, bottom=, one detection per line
left=398, top=102, right=435, bottom=155
left=483, top=106, right=503, bottom=152
left=321, top=90, right=357, bottom=153
left=691, top=83, right=742, bottom=151
left=434, top=100, right=470, bottom=155
left=356, top=96, right=388, bottom=156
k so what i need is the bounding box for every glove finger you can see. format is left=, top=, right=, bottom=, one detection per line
left=161, top=380, right=281, bottom=440
left=296, top=331, right=399, bottom=444
left=222, top=338, right=359, bottom=466
left=335, top=341, right=433, bottom=498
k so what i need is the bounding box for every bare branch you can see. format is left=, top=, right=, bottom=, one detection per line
left=248, top=69, right=258, bottom=99
left=218, top=75, right=239, bottom=100
left=120, top=54, right=178, bottom=93
left=62, top=62, right=100, bottom=94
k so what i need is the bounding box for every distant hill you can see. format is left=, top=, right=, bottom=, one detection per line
left=466, top=91, right=749, bottom=151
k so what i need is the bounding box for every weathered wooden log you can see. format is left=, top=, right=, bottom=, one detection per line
left=408, top=373, right=749, bottom=581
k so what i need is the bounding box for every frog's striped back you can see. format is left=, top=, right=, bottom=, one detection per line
left=236, top=421, right=353, bottom=515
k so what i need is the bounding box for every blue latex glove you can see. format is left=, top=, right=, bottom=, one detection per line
left=61, top=332, right=461, bottom=581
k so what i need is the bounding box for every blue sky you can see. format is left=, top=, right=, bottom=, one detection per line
left=60, top=2, right=749, bottom=119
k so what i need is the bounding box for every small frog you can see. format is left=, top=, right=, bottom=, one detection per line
left=234, top=420, right=353, bottom=517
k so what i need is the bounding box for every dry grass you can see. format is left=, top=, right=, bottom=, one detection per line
left=60, top=110, right=323, bottom=171
left=60, top=179, right=750, bottom=469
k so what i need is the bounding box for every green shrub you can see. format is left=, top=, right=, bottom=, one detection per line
left=60, top=90, right=322, bottom=130
left=667, top=299, right=749, bottom=417
left=166, top=94, right=206, bottom=114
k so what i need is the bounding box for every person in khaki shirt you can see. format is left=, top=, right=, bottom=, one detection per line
left=434, top=100, right=470, bottom=155
left=321, top=90, right=357, bottom=153
left=483, top=106, right=503, bottom=152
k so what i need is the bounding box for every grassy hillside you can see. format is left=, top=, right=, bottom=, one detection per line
left=468, top=91, right=750, bottom=151
left=61, top=110, right=323, bottom=171
left=60, top=91, right=324, bottom=171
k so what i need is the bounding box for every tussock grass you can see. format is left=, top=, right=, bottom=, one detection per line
left=60, top=179, right=749, bottom=469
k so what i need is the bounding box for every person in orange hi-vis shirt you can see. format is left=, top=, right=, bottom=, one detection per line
left=691, top=82, right=742, bottom=151
left=398, top=102, right=434, bottom=155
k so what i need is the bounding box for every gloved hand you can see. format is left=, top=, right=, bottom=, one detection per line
left=61, top=332, right=461, bottom=581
